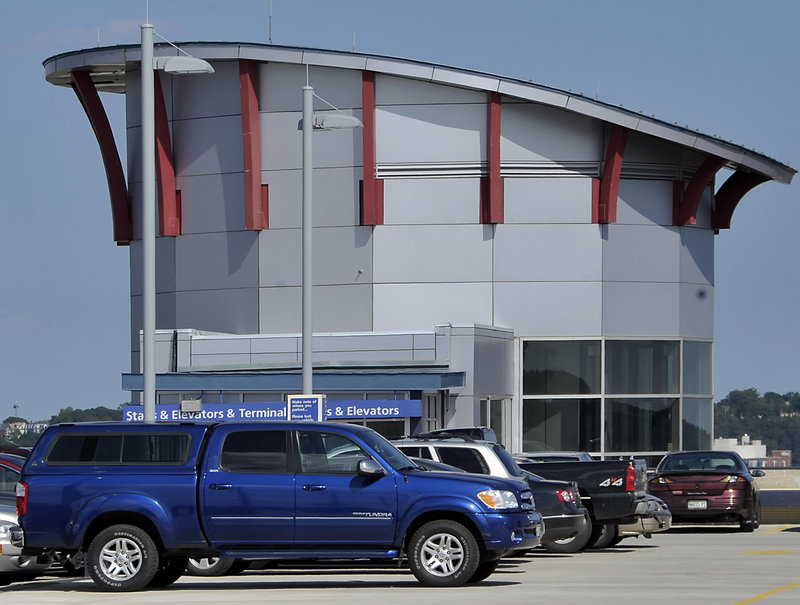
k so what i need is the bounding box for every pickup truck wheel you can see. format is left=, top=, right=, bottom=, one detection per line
left=148, top=556, right=187, bottom=588
left=543, top=519, right=593, bottom=553
left=408, top=520, right=480, bottom=587
left=87, top=524, right=159, bottom=592
left=467, top=559, right=499, bottom=583
left=186, top=556, right=236, bottom=576
left=588, top=523, right=618, bottom=549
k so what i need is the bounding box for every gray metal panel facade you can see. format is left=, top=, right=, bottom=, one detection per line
left=503, top=178, right=593, bottom=224
left=121, top=56, right=725, bottom=367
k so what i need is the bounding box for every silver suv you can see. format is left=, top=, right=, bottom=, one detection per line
left=393, top=438, right=519, bottom=478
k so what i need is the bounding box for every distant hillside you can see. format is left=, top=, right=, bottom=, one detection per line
left=715, top=389, right=800, bottom=455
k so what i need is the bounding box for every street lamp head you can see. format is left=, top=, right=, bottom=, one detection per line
left=155, top=56, right=215, bottom=74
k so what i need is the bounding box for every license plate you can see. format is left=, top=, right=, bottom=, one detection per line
left=687, top=500, right=707, bottom=510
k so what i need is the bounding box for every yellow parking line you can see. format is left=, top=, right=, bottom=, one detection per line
left=745, top=550, right=795, bottom=555
left=764, top=525, right=794, bottom=534
left=733, top=581, right=800, bottom=604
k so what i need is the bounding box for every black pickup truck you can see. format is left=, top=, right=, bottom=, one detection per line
left=514, top=452, right=656, bottom=549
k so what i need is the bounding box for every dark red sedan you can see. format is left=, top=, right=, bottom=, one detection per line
left=648, top=450, right=765, bottom=532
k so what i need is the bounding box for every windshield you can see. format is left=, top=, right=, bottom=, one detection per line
left=358, top=429, right=418, bottom=471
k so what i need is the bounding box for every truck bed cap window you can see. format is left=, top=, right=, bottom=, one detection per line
left=46, top=433, right=190, bottom=465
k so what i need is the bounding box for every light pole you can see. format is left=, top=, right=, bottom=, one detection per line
left=300, top=85, right=362, bottom=396
left=141, top=24, right=213, bottom=423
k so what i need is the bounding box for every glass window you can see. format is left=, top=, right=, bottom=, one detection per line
left=522, top=399, right=600, bottom=452
left=605, top=398, right=679, bottom=451
left=243, top=392, right=283, bottom=403
left=220, top=430, right=289, bottom=473
left=684, top=341, right=712, bottom=395
left=363, top=419, right=406, bottom=440
left=396, top=445, right=432, bottom=460
left=523, top=341, right=600, bottom=395
left=682, top=397, right=712, bottom=450
left=0, top=467, right=19, bottom=496
left=46, top=433, right=190, bottom=465
left=122, top=435, right=189, bottom=463
left=297, top=430, right=371, bottom=475
left=436, top=447, right=490, bottom=474
left=480, top=398, right=505, bottom=445
left=606, top=341, right=679, bottom=394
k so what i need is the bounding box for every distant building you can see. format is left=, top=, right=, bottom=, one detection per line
left=714, top=434, right=793, bottom=468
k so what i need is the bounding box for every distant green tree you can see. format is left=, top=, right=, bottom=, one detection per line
left=3, top=416, right=27, bottom=424
left=49, top=405, right=123, bottom=424
left=715, top=389, right=800, bottom=456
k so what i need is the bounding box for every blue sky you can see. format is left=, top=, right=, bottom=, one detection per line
left=1, top=1, right=797, bottom=421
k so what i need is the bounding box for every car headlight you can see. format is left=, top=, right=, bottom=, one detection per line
left=477, top=490, right=519, bottom=510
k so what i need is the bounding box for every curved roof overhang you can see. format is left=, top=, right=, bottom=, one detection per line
left=43, top=41, right=795, bottom=186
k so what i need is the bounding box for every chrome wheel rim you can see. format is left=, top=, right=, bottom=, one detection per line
left=191, top=557, right=219, bottom=570
left=99, top=537, right=143, bottom=580
left=420, top=532, right=464, bottom=577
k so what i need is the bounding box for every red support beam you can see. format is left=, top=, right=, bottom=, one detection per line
left=595, top=125, right=628, bottom=223
left=153, top=73, right=180, bottom=236
left=240, top=60, right=268, bottom=230
left=70, top=70, right=132, bottom=245
left=712, top=170, right=770, bottom=230
left=481, top=92, right=504, bottom=224
left=361, top=71, right=384, bottom=225
left=676, top=156, right=726, bottom=226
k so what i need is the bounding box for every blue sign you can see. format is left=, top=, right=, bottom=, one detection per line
left=325, top=400, right=422, bottom=419
left=123, top=403, right=286, bottom=423
left=288, top=395, right=325, bottom=422
left=123, top=399, right=422, bottom=422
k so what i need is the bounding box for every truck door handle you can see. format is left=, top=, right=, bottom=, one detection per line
left=209, top=483, right=233, bottom=490
left=302, top=484, right=326, bottom=491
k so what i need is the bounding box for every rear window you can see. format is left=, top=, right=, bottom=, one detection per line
left=660, top=453, right=740, bottom=472
left=46, top=433, right=191, bottom=465
left=494, top=445, right=525, bottom=478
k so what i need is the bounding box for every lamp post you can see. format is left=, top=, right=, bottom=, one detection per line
left=300, top=85, right=362, bottom=396
left=140, top=23, right=213, bottom=423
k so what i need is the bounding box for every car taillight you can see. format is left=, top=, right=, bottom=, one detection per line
left=625, top=464, right=636, bottom=492
left=556, top=488, right=577, bottom=503
left=648, top=476, right=673, bottom=491
left=720, top=475, right=747, bottom=489
left=16, top=481, right=28, bottom=516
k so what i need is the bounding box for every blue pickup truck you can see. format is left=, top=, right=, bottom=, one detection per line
left=16, top=421, right=542, bottom=591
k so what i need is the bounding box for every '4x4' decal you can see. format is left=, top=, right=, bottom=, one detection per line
left=598, top=477, right=623, bottom=488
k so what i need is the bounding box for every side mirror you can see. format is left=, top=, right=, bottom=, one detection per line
left=751, top=469, right=766, bottom=478
left=358, top=459, right=386, bottom=477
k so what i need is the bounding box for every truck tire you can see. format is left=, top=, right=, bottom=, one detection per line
left=588, top=523, right=618, bottom=549
left=87, top=524, right=159, bottom=592
left=408, top=520, right=480, bottom=587
left=148, top=556, right=187, bottom=588
left=543, top=519, right=593, bottom=553
left=467, top=559, right=499, bottom=583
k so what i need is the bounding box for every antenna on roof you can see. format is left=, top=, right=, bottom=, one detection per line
left=269, top=0, right=273, bottom=44
left=352, top=32, right=356, bottom=52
